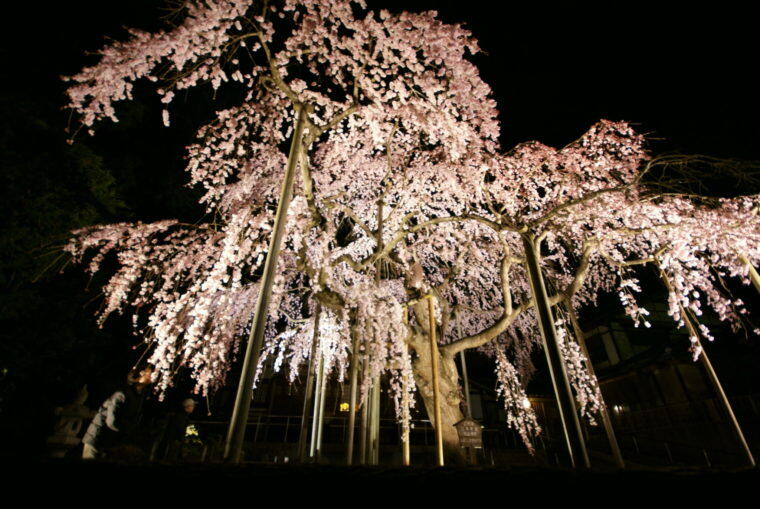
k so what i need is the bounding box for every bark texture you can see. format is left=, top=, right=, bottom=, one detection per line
left=408, top=331, right=467, bottom=464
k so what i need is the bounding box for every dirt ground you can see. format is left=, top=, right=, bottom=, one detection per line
left=5, top=453, right=758, bottom=503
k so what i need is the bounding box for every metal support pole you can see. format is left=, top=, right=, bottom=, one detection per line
left=458, top=342, right=477, bottom=465
left=659, top=268, right=756, bottom=468
left=456, top=311, right=472, bottom=418
left=359, top=379, right=368, bottom=465
left=369, top=375, right=381, bottom=464
left=566, top=304, right=625, bottom=469
left=522, top=234, right=590, bottom=469
left=428, top=295, right=445, bottom=467
left=315, top=355, right=328, bottom=461
left=346, top=330, right=360, bottom=465
left=224, top=105, right=308, bottom=463
left=364, top=379, right=376, bottom=464
left=309, top=346, right=325, bottom=460
left=698, top=344, right=755, bottom=467
left=460, top=352, right=471, bottom=417
left=308, top=312, right=324, bottom=462
left=402, top=399, right=411, bottom=466
left=298, top=308, right=320, bottom=462
left=401, top=307, right=411, bottom=467
left=739, top=253, right=760, bottom=294
left=461, top=358, right=472, bottom=417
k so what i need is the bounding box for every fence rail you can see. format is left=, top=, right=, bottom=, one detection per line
left=154, top=392, right=760, bottom=467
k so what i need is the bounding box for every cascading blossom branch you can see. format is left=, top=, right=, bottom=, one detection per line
left=494, top=349, right=541, bottom=452
left=64, top=0, right=499, bottom=161
left=451, top=119, right=760, bottom=444
left=485, top=118, right=760, bottom=359
left=64, top=213, right=271, bottom=394
left=555, top=319, right=603, bottom=424
left=558, top=191, right=760, bottom=361
left=64, top=0, right=254, bottom=128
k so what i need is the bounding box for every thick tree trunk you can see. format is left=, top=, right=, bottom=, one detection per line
left=409, top=332, right=467, bottom=464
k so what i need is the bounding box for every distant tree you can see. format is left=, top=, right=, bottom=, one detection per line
left=0, top=94, right=129, bottom=450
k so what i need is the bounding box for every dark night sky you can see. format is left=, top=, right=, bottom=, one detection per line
left=4, top=1, right=759, bottom=158
left=2, top=1, right=756, bottom=223
left=388, top=1, right=759, bottom=158
left=1, top=1, right=758, bottom=444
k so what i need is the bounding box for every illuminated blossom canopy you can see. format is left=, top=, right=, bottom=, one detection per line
left=64, top=0, right=760, bottom=453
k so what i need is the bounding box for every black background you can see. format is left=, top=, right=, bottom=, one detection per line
left=1, top=1, right=758, bottom=451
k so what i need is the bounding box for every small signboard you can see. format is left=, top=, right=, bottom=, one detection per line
left=454, top=417, right=483, bottom=449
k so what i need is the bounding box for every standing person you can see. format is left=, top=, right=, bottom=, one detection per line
left=155, top=398, right=196, bottom=461
left=81, top=365, right=153, bottom=460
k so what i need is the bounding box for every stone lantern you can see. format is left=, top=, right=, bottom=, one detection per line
left=47, top=385, right=94, bottom=458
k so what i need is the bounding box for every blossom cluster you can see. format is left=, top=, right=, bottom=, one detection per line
left=494, top=349, right=541, bottom=452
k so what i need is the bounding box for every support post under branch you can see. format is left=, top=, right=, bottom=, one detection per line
left=522, top=233, right=590, bottom=469
left=224, top=105, right=308, bottom=463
